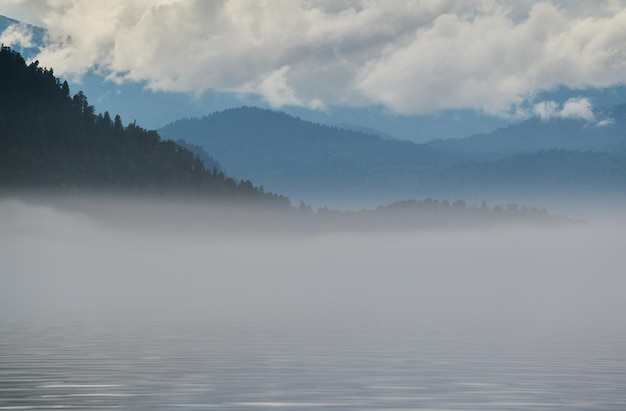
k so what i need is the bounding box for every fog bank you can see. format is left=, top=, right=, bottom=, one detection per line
left=1, top=198, right=625, bottom=332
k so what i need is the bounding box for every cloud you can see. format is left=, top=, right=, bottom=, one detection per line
left=0, top=21, right=34, bottom=48
left=533, top=100, right=561, bottom=120
left=240, top=65, right=302, bottom=108
left=559, top=97, right=596, bottom=120
left=533, top=97, right=596, bottom=121
left=4, top=0, right=626, bottom=115
left=354, top=2, right=626, bottom=115
left=596, top=118, right=615, bottom=126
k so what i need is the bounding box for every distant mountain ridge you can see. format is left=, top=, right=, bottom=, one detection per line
left=426, top=105, right=626, bottom=161
left=433, top=149, right=626, bottom=196
left=159, top=107, right=452, bottom=202
left=160, top=105, right=626, bottom=207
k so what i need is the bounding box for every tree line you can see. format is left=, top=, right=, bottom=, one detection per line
left=0, top=46, right=289, bottom=207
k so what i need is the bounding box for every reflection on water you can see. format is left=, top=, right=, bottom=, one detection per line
left=1, top=318, right=625, bottom=410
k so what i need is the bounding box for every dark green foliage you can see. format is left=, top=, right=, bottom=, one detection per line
left=174, top=139, right=223, bottom=175
left=0, top=46, right=289, bottom=207
left=313, top=198, right=562, bottom=231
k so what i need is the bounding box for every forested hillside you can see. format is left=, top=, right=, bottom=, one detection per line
left=0, top=46, right=289, bottom=207
left=159, top=105, right=626, bottom=207
left=431, top=149, right=626, bottom=198
left=158, top=107, right=452, bottom=202
left=426, top=109, right=626, bottom=161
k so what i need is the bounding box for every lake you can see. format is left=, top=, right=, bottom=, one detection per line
left=1, top=317, right=626, bottom=410
left=2, top=199, right=626, bottom=410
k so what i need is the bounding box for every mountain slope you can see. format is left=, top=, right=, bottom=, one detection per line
left=0, top=46, right=289, bottom=207
left=426, top=108, right=626, bottom=161
left=160, top=105, right=626, bottom=207
left=159, top=107, right=452, bottom=202
left=432, top=149, right=626, bottom=196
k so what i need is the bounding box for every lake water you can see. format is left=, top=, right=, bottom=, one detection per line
left=2, top=200, right=626, bottom=410
left=2, top=317, right=626, bottom=410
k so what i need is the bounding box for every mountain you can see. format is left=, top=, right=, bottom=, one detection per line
left=0, top=46, right=289, bottom=207
left=160, top=105, right=626, bottom=208
left=174, top=139, right=223, bottom=175
left=420, top=108, right=626, bottom=205
left=426, top=107, right=626, bottom=161
left=158, top=107, right=456, bottom=204
left=431, top=149, right=626, bottom=199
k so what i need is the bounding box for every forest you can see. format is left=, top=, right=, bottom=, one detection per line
left=0, top=46, right=289, bottom=207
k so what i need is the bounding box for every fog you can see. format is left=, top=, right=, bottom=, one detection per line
left=1, top=196, right=625, bottom=334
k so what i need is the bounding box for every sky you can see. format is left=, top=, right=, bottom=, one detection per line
left=1, top=0, right=626, bottom=121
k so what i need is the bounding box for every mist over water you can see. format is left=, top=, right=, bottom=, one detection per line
left=1, top=196, right=624, bottom=329
left=2, top=196, right=626, bottom=410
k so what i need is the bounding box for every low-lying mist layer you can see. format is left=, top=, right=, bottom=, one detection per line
left=1, top=196, right=625, bottom=333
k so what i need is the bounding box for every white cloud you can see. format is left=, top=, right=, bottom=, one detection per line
left=0, top=0, right=43, bottom=25
left=533, top=97, right=596, bottom=121
left=354, top=2, right=626, bottom=115
left=559, top=97, right=595, bottom=120
left=533, top=100, right=561, bottom=120
left=596, top=118, right=615, bottom=127
left=0, top=21, right=33, bottom=48
left=3, top=0, right=626, bottom=115
left=246, top=65, right=302, bottom=108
